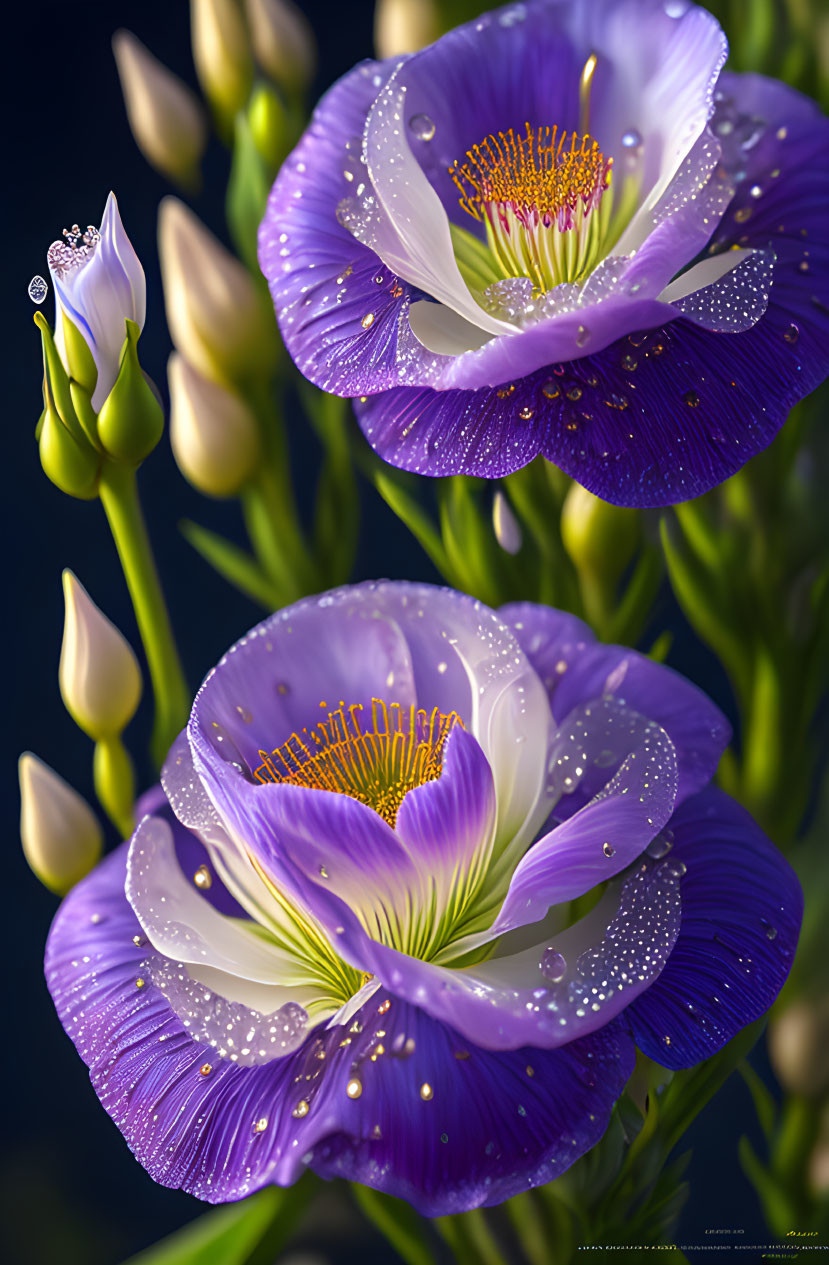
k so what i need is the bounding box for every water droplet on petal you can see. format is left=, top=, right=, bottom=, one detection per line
left=409, top=114, right=435, bottom=142
left=28, top=275, right=48, bottom=304
left=540, top=948, right=567, bottom=982
left=783, top=323, right=799, bottom=344
left=683, top=390, right=700, bottom=408
left=603, top=841, right=616, bottom=858
left=647, top=836, right=673, bottom=859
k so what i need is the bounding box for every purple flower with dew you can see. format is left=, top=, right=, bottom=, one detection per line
left=48, top=191, right=146, bottom=411
left=47, top=584, right=801, bottom=1212
left=259, top=0, right=829, bottom=507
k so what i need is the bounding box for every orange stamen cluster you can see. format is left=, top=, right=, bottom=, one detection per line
left=450, top=124, right=611, bottom=232
left=254, top=699, right=462, bottom=827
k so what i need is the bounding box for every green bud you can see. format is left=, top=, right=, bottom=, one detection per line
left=39, top=407, right=100, bottom=499
left=97, top=319, right=164, bottom=464
left=60, top=310, right=98, bottom=397
left=247, top=81, right=288, bottom=169
left=561, top=482, right=640, bottom=583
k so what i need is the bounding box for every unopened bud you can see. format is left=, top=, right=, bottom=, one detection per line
left=158, top=196, right=276, bottom=384
left=769, top=998, right=829, bottom=1097
left=248, top=82, right=289, bottom=168
left=374, top=0, right=440, bottom=58
left=245, top=0, right=316, bottom=94
left=60, top=571, right=142, bottom=741
left=19, top=753, right=103, bottom=895
left=97, top=320, right=164, bottom=464
left=492, top=490, right=522, bottom=555
left=169, top=353, right=260, bottom=496
left=561, top=482, right=640, bottom=582
left=191, top=0, right=254, bottom=125
left=113, top=30, right=208, bottom=188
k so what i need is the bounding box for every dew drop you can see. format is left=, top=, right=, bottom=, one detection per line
left=621, top=355, right=638, bottom=372
left=783, top=323, right=799, bottom=344
left=542, top=380, right=561, bottom=399
left=683, top=390, right=700, bottom=407
left=361, top=312, right=375, bottom=329
left=566, top=385, right=583, bottom=402
left=292, top=1099, right=310, bottom=1118
left=734, top=206, right=752, bottom=224
left=595, top=748, right=616, bottom=767
left=602, top=841, right=616, bottom=858
left=576, top=324, right=590, bottom=347
left=193, top=865, right=212, bottom=890
left=253, top=1117, right=268, bottom=1134
left=540, top=947, right=567, bottom=982
left=28, top=275, right=48, bottom=304
left=750, top=184, right=762, bottom=199
left=621, top=129, right=643, bottom=155
left=647, top=836, right=673, bottom=859
left=420, top=1082, right=434, bottom=1101
left=408, top=113, right=436, bottom=141
left=518, top=405, right=534, bottom=420
left=346, top=1078, right=363, bottom=1099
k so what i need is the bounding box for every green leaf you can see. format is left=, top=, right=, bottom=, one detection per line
left=120, top=1184, right=306, bottom=1265
left=373, top=469, right=456, bottom=582
left=351, top=1185, right=436, bottom=1265
left=181, top=519, right=281, bottom=609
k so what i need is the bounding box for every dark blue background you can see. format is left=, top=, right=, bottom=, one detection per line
left=3, top=2, right=776, bottom=1261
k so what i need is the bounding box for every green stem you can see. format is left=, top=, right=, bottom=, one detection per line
left=93, top=735, right=135, bottom=839
left=98, top=462, right=190, bottom=768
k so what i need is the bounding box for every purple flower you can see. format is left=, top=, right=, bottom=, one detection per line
left=259, top=0, right=829, bottom=507
left=46, top=583, right=800, bottom=1212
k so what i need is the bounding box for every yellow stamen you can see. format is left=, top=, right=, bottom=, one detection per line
left=254, top=698, right=462, bottom=827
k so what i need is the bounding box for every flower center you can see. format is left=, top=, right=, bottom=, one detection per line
left=254, top=699, right=462, bottom=827
left=47, top=223, right=101, bottom=279
left=449, top=124, right=613, bottom=291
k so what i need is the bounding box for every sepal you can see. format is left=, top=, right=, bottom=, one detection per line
left=97, top=319, right=165, bottom=465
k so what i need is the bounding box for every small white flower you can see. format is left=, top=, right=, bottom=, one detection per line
left=48, top=192, right=146, bottom=411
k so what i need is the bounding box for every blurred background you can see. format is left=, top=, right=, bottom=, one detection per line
left=4, top=1, right=825, bottom=1262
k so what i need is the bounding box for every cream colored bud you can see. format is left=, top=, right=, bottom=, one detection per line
left=374, top=0, right=439, bottom=58
left=246, top=0, right=315, bottom=93
left=493, top=490, right=522, bottom=555
left=191, top=0, right=254, bottom=122
left=158, top=197, right=276, bottom=384
left=169, top=353, right=260, bottom=496
left=113, top=30, right=208, bottom=187
left=60, top=571, right=142, bottom=740
left=769, top=997, right=829, bottom=1098
left=19, top=753, right=103, bottom=895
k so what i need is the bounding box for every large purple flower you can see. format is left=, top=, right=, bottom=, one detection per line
left=46, top=584, right=800, bottom=1212
left=259, top=0, right=829, bottom=507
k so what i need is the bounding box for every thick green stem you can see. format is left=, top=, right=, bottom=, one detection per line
left=98, top=462, right=190, bottom=768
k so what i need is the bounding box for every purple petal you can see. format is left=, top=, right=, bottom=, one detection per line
left=259, top=61, right=423, bottom=396
left=488, top=696, right=678, bottom=934
left=291, top=848, right=682, bottom=1052
left=501, top=603, right=730, bottom=802
left=395, top=727, right=497, bottom=914
left=46, top=843, right=634, bottom=1212
left=625, top=786, right=802, bottom=1068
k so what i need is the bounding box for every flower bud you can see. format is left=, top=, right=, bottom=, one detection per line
left=561, top=482, right=640, bottom=582
left=245, top=0, right=316, bottom=95
left=19, top=753, right=103, bottom=895
left=113, top=29, right=208, bottom=188
left=169, top=353, right=260, bottom=496
left=191, top=0, right=254, bottom=125
left=247, top=81, right=289, bottom=168
left=48, top=192, right=146, bottom=411
left=374, top=0, right=440, bottom=58
left=97, top=320, right=165, bottom=465
left=769, top=997, right=829, bottom=1098
left=492, top=490, right=522, bottom=555
left=158, top=196, right=276, bottom=383
left=60, top=571, right=142, bottom=741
